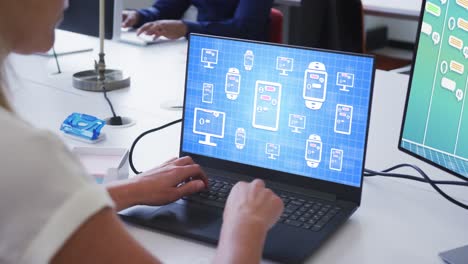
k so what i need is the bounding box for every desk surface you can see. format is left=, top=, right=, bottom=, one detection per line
left=9, top=32, right=468, bottom=264
left=275, top=0, right=422, bottom=19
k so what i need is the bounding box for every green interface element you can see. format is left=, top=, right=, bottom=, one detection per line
left=402, top=0, right=467, bottom=177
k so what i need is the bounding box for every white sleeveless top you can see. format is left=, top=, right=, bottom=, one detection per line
left=0, top=108, right=114, bottom=264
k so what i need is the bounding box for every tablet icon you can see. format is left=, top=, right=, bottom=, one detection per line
left=334, top=104, right=353, bottom=135
left=252, top=81, right=282, bottom=131
left=201, top=48, right=218, bottom=69
left=303, top=62, right=328, bottom=110
left=305, top=134, right=322, bottom=168
left=202, top=83, right=214, bottom=104
left=225, top=68, right=241, bottom=100
left=329, top=148, right=344, bottom=171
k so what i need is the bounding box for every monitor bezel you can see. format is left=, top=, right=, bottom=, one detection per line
left=181, top=33, right=376, bottom=205
left=398, top=0, right=468, bottom=181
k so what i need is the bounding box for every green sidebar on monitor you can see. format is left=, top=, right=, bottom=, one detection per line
left=399, top=0, right=467, bottom=262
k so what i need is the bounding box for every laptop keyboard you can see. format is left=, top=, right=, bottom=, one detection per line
left=183, top=178, right=342, bottom=232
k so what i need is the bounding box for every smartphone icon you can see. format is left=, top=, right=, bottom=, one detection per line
left=334, top=104, right=353, bottom=135
left=225, top=68, right=241, bottom=100
left=202, top=83, right=214, bottom=104
left=252, top=81, right=282, bottom=131
left=329, top=148, right=344, bottom=171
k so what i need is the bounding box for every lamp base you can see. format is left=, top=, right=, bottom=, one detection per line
left=72, top=69, right=130, bottom=91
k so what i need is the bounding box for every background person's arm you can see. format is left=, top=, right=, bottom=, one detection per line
left=183, top=0, right=273, bottom=41
left=135, top=0, right=192, bottom=28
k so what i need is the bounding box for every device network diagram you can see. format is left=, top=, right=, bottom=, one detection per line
left=187, top=40, right=373, bottom=187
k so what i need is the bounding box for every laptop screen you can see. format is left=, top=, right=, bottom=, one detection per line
left=182, top=34, right=374, bottom=187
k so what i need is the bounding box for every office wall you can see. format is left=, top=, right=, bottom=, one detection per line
left=123, top=0, right=152, bottom=9
left=365, top=16, right=418, bottom=43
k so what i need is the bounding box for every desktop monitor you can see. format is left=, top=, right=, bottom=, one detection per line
left=276, top=56, right=294, bottom=75
left=288, top=114, right=306, bottom=133
left=336, top=72, right=355, bottom=92
left=201, top=48, right=219, bottom=69
left=399, top=0, right=468, bottom=179
left=265, top=143, right=280, bottom=160
left=59, top=0, right=121, bottom=40
left=193, top=107, right=226, bottom=146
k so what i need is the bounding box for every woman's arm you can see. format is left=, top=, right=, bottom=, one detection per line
left=136, top=0, right=192, bottom=28
left=54, top=179, right=282, bottom=263
left=183, top=0, right=274, bottom=41
left=52, top=207, right=161, bottom=264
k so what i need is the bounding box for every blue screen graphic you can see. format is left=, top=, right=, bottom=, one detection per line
left=183, top=35, right=374, bottom=187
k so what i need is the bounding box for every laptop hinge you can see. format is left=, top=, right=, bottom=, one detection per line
left=264, top=179, right=337, bottom=202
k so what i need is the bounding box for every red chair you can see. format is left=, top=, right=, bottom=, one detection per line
left=269, top=8, right=283, bottom=43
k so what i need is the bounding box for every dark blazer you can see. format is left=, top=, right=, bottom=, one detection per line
left=294, top=0, right=364, bottom=53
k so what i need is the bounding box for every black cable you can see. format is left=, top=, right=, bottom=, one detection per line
left=101, top=84, right=117, bottom=118
left=364, top=164, right=468, bottom=210
left=52, top=47, right=62, bottom=74
left=129, top=119, right=183, bottom=174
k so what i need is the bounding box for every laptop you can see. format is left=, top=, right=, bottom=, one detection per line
left=120, top=34, right=375, bottom=263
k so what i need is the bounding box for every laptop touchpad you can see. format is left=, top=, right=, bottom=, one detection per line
left=149, top=203, right=223, bottom=243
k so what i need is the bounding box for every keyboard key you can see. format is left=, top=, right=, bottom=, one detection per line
left=284, top=219, right=302, bottom=227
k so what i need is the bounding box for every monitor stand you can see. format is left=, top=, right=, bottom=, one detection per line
left=199, top=135, right=217, bottom=146
left=160, top=99, right=184, bottom=111
left=439, top=245, right=468, bottom=264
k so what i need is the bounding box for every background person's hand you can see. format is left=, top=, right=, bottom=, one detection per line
left=137, top=20, right=188, bottom=40
left=122, top=10, right=140, bottom=28
left=133, top=156, right=208, bottom=206
left=223, top=179, right=284, bottom=231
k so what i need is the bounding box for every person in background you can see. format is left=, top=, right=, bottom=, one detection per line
left=0, top=0, right=284, bottom=263
left=122, top=0, right=274, bottom=41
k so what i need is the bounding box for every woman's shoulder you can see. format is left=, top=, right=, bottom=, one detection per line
left=0, top=107, right=63, bottom=148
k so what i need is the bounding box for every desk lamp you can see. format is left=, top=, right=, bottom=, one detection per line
left=72, top=0, right=130, bottom=92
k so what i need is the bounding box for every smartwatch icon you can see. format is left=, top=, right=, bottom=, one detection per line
left=244, top=50, right=254, bottom=71
left=303, top=62, right=328, bottom=110
left=305, top=134, right=322, bottom=168
left=235, top=127, right=246, bottom=149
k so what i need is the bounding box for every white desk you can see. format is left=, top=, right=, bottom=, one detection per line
left=8, top=32, right=468, bottom=264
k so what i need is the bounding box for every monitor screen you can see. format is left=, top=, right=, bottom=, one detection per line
left=400, top=0, right=468, bottom=179
left=59, top=0, right=115, bottom=39
left=182, top=34, right=374, bottom=187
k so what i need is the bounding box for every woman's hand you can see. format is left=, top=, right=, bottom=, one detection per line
left=214, top=179, right=284, bottom=264
left=136, top=156, right=208, bottom=206
left=122, top=10, right=140, bottom=28
left=223, top=179, right=284, bottom=231
left=107, top=156, right=208, bottom=211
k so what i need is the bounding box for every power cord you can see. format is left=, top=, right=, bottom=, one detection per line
left=129, top=119, right=183, bottom=174
left=101, top=84, right=123, bottom=125
left=52, top=46, right=62, bottom=74
left=364, top=164, right=468, bottom=210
